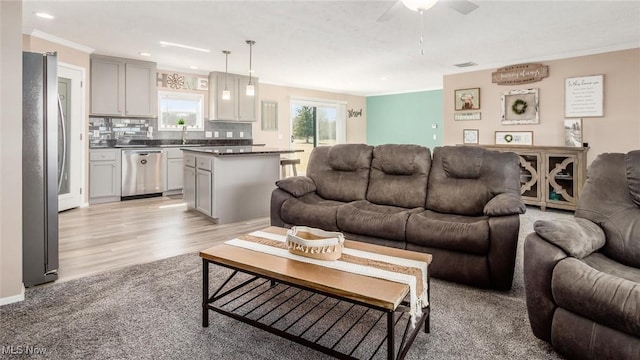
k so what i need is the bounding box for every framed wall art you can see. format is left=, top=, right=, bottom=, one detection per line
left=463, top=129, right=479, bottom=144
left=501, top=88, right=539, bottom=125
left=495, top=131, right=533, bottom=145
left=565, top=75, right=603, bottom=117
left=455, top=88, right=480, bottom=111
left=564, top=119, right=583, bottom=147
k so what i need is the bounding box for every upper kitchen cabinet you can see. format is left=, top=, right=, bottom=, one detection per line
left=90, top=55, right=157, bottom=117
left=209, top=71, right=258, bottom=121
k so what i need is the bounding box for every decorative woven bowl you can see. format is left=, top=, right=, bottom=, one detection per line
left=286, top=226, right=344, bottom=261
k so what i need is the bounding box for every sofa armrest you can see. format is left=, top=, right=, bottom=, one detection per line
left=483, top=193, right=526, bottom=216
left=275, top=176, right=316, bottom=197
left=533, top=218, right=606, bottom=259
left=524, top=233, right=570, bottom=342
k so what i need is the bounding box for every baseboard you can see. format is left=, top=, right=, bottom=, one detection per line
left=0, top=285, right=25, bottom=306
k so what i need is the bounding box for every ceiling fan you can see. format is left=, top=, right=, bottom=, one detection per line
left=378, top=0, right=479, bottom=55
left=377, top=0, right=479, bottom=22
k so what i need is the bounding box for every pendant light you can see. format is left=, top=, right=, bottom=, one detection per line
left=245, top=40, right=256, bottom=97
left=222, top=50, right=231, bottom=101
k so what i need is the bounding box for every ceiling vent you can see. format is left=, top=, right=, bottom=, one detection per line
left=454, top=62, right=478, bottom=68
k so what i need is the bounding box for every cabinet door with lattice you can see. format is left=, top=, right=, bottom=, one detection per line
left=517, top=152, right=545, bottom=208
left=546, top=154, right=578, bottom=210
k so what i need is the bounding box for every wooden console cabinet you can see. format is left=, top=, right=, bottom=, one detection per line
left=480, top=145, right=589, bottom=211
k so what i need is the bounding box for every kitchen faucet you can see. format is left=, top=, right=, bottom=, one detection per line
left=182, top=125, right=188, bottom=144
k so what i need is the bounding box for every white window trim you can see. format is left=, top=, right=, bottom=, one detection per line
left=158, top=91, right=205, bottom=131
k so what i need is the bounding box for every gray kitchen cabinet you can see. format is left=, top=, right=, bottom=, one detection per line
left=196, top=168, right=212, bottom=216
left=183, top=165, right=196, bottom=209
left=90, top=55, right=157, bottom=117
left=89, top=149, right=121, bottom=204
left=165, top=148, right=183, bottom=192
left=209, top=71, right=258, bottom=121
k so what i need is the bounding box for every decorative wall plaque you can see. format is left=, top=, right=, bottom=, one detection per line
left=157, top=71, right=208, bottom=91
left=565, top=75, right=603, bottom=117
left=492, top=63, right=549, bottom=85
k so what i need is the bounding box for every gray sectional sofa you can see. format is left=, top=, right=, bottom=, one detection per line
left=524, top=150, right=640, bottom=359
left=271, top=144, right=526, bottom=290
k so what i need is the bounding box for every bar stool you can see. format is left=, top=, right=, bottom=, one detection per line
left=280, top=158, right=300, bottom=178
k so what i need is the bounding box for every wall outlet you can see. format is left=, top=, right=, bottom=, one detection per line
left=239, top=131, right=244, bottom=138
left=214, top=131, right=219, bottom=138
left=278, top=133, right=283, bottom=140
left=433, top=134, right=437, bottom=140
left=432, top=124, right=438, bottom=129
left=226, top=131, right=233, bottom=138
left=205, top=131, right=212, bottom=138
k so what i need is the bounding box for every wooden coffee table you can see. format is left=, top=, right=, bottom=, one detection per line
left=200, top=226, right=432, bottom=360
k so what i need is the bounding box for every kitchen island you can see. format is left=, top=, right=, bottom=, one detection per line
left=182, top=146, right=300, bottom=224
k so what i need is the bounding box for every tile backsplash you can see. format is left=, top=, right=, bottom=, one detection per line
left=89, top=117, right=252, bottom=144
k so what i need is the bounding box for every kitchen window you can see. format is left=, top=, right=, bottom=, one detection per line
left=158, top=91, right=204, bottom=131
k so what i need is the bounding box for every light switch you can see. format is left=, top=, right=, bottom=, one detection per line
left=226, top=131, right=233, bottom=138
left=214, top=131, right=219, bottom=138
left=93, top=130, right=99, bottom=137
left=205, top=131, right=212, bottom=138
left=239, top=132, right=244, bottom=138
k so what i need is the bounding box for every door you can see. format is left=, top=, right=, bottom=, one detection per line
left=290, top=99, right=346, bottom=175
left=58, top=64, right=84, bottom=211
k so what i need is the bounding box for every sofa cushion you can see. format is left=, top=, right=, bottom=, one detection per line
left=552, top=257, right=640, bottom=337
left=442, top=146, right=483, bottom=179
left=307, top=144, right=373, bottom=202
left=336, top=200, right=422, bottom=241
left=281, top=193, right=345, bottom=231
left=405, top=210, right=490, bottom=255
left=626, top=150, right=640, bottom=207
left=576, top=152, right=640, bottom=268
left=426, top=146, right=521, bottom=216
left=366, top=144, right=431, bottom=208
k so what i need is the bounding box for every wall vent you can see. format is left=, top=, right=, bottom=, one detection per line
left=454, top=62, right=478, bottom=68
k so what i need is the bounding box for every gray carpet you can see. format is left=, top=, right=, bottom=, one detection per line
left=0, top=207, right=570, bottom=359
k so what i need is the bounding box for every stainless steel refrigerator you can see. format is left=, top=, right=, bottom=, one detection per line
left=23, top=51, right=59, bottom=287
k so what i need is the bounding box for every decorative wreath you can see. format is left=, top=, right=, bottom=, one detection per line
left=512, top=99, right=528, bottom=115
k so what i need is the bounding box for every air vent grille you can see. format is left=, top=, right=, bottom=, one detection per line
left=454, top=62, right=478, bottom=68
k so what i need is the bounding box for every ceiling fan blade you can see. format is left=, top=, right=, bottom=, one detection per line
left=444, top=0, right=479, bottom=15
left=377, top=0, right=404, bottom=22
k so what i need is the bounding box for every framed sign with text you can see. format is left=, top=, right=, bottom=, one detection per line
left=565, top=75, right=603, bottom=117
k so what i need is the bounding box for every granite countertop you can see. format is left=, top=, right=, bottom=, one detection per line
left=181, top=146, right=302, bottom=156
left=89, top=139, right=253, bottom=149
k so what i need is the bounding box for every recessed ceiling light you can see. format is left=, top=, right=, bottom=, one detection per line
left=380, top=76, right=388, bottom=81
left=453, top=61, right=478, bottom=68
left=190, top=66, right=198, bottom=70
left=139, top=52, right=151, bottom=57
left=159, top=41, right=210, bottom=53
left=35, top=12, right=54, bottom=19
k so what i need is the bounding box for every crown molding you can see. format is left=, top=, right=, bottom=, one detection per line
left=27, top=30, right=95, bottom=54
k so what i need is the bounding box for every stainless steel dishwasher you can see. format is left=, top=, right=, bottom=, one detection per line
left=121, top=149, right=165, bottom=198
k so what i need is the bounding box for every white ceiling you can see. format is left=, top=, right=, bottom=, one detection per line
left=22, top=0, right=640, bottom=96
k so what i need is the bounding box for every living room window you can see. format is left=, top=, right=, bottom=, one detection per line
left=157, top=91, right=204, bottom=131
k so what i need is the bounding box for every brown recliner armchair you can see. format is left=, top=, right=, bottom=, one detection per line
left=524, top=150, right=640, bottom=359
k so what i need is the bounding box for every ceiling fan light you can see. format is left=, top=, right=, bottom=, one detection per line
left=401, top=0, right=438, bottom=12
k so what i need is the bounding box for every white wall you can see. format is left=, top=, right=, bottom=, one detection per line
left=252, top=83, right=367, bottom=148
left=0, top=0, right=24, bottom=304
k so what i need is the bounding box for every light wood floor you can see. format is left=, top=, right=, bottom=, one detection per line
left=58, top=196, right=270, bottom=282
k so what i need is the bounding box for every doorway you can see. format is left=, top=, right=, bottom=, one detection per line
left=58, top=63, right=84, bottom=211
left=290, top=99, right=346, bottom=175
